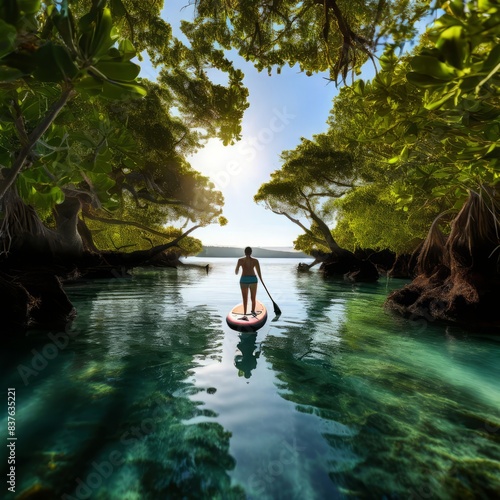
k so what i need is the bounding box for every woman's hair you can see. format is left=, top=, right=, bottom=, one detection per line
left=244, top=246, right=252, bottom=255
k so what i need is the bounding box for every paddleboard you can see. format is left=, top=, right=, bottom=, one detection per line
left=226, top=300, right=268, bottom=332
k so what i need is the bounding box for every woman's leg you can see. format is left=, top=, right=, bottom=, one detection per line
left=240, top=284, right=249, bottom=314
left=249, top=283, right=257, bottom=313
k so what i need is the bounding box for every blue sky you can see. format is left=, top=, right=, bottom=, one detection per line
left=141, top=2, right=430, bottom=249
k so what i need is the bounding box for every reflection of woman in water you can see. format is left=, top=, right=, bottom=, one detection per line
left=234, top=333, right=261, bottom=379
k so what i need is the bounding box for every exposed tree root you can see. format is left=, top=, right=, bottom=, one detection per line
left=386, top=190, right=500, bottom=330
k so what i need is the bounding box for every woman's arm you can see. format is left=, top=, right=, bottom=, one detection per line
left=255, top=259, right=263, bottom=281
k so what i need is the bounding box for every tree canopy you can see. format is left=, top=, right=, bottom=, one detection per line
left=0, top=0, right=248, bottom=256
left=1, top=0, right=498, bottom=259
left=348, top=0, right=500, bottom=205
left=187, top=0, right=431, bottom=82
left=254, top=0, right=499, bottom=255
left=255, top=133, right=360, bottom=253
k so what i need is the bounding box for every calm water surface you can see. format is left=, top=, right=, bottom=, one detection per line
left=2, top=258, right=500, bottom=499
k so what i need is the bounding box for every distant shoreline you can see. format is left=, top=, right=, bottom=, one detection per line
left=196, top=246, right=309, bottom=259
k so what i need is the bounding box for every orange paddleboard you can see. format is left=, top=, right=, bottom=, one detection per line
left=226, top=300, right=268, bottom=332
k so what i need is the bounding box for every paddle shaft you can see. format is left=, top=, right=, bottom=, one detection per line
left=259, top=278, right=282, bottom=315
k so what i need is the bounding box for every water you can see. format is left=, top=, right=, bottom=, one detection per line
left=2, top=258, right=500, bottom=499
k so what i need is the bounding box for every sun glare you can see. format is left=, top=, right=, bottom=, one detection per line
left=188, top=134, right=273, bottom=194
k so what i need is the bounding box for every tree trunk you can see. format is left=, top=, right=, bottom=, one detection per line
left=19, top=271, right=76, bottom=330
left=77, top=217, right=100, bottom=253
left=307, top=209, right=346, bottom=256
left=53, top=196, right=84, bottom=256
left=298, top=249, right=329, bottom=271
left=1, top=189, right=61, bottom=258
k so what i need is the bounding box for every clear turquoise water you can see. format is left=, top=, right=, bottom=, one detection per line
left=2, top=258, right=500, bottom=499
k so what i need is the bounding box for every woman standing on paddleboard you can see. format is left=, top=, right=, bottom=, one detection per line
left=235, top=247, right=263, bottom=317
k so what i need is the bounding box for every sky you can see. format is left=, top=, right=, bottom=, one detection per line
left=182, top=68, right=337, bottom=249
left=138, top=2, right=353, bottom=249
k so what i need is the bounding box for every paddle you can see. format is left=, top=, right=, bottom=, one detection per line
left=259, top=278, right=282, bottom=316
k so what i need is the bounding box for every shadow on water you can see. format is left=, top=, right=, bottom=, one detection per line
left=1, top=270, right=246, bottom=499
left=260, top=272, right=500, bottom=498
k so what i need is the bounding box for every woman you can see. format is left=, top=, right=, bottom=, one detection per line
left=235, top=246, right=263, bottom=317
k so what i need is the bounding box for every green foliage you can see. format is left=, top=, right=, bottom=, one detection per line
left=0, top=0, right=148, bottom=212
left=88, top=217, right=203, bottom=256
left=102, top=0, right=250, bottom=145
left=0, top=1, right=248, bottom=252
left=274, top=0, right=500, bottom=255
left=332, top=184, right=437, bottom=254
left=255, top=134, right=357, bottom=215
left=255, top=133, right=359, bottom=252
left=293, top=225, right=331, bottom=254
left=349, top=1, right=500, bottom=206
left=189, top=0, right=431, bottom=82
left=0, top=0, right=146, bottom=96
left=158, top=36, right=249, bottom=145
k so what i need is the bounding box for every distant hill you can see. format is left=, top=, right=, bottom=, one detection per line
left=197, top=246, right=309, bottom=258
